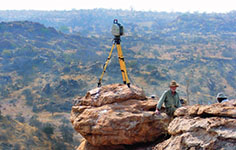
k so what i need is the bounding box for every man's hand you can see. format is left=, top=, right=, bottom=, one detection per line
left=155, top=109, right=160, bottom=115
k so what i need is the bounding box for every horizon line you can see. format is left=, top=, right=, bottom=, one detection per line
left=0, top=8, right=236, bottom=14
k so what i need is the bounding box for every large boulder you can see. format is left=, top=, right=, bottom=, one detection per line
left=154, top=100, right=236, bottom=150
left=71, top=84, right=171, bottom=147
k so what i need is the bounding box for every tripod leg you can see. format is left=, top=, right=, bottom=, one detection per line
left=116, top=44, right=130, bottom=87
left=98, top=43, right=115, bottom=87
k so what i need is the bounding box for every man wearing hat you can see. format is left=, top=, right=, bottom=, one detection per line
left=155, top=80, right=181, bottom=116
left=216, top=93, right=228, bottom=103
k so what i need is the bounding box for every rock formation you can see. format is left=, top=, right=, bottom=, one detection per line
left=154, top=100, right=236, bottom=150
left=71, top=84, right=171, bottom=149
left=71, top=83, right=236, bottom=150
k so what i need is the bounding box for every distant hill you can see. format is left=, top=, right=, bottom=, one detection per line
left=0, top=115, right=52, bottom=150
left=0, top=21, right=103, bottom=111
left=167, top=13, right=236, bottom=33
left=1, top=9, right=236, bottom=35
left=0, top=10, right=235, bottom=105
left=0, top=9, right=180, bottom=36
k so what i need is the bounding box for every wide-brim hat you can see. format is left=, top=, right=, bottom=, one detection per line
left=216, top=93, right=227, bottom=99
left=169, top=80, right=179, bottom=87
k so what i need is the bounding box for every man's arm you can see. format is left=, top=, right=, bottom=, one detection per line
left=176, top=93, right=181, bottom=107
left=156, top=90, right=167, bottom=111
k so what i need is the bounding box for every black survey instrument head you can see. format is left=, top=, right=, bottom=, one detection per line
left=111, top=19, right=124, bottom=37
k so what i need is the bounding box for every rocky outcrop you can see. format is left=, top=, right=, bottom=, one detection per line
left=154, top=100, right=236, bottom=150
left=71, top=83, right=236, bottom=150
left=71, top=84, right=171, bottom=148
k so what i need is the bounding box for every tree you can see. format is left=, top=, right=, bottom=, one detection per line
left=29, top=115, right=42, bottom=128
left=15, top=113, right=25, bottom=123
left=59, top=125, right=74, bottom=142
left=42, top=124, right=54, bottom=137
left=22, top=89, right=34, bottom=106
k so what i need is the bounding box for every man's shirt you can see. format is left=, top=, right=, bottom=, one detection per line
left=156, top=89, right=181, bottom=110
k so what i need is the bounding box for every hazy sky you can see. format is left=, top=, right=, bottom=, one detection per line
left=0, top=0, right=235, bottom=13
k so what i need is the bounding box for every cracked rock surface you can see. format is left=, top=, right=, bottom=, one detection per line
left=154, top=100, right=236, bottom=150
left=71, top=84, right=171, bottom=147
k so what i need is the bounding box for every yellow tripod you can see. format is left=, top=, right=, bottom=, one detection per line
left=98, top=36, right=130, bottom=87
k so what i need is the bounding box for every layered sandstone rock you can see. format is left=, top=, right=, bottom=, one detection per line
left=154, top=100, right=236, bottom=150
left=71, top=84, right=171, bottom=147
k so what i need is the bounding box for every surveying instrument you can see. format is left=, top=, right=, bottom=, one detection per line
left=98, top=19, right=130, bottom=87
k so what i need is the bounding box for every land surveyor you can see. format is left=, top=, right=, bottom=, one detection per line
left=155, top=80, right=181, bottom=116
